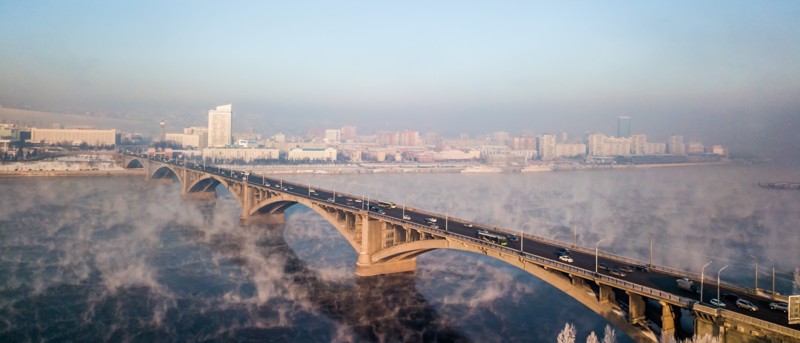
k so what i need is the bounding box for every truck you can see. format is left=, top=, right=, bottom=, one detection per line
left=676, top=278, right=700, bottom=294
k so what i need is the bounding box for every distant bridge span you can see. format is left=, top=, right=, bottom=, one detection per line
left=123, top=154, right=800, bottom=343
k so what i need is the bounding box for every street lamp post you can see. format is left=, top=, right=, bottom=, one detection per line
left=700, top=261, right=713, bottom=303
left=751, top=255, right=758, bottom=290
left=572, top=225, right=577, bottom=248
left=595, top=238, right=607, bottom=273
left=716, top=265, right=728, bottom=306
left=649, top=238, right=653, bottom=267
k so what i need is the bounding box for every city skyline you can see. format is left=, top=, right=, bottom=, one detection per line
left=1, top=2, right=799, bottom=159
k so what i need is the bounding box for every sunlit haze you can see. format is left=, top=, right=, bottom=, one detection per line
left=1, top=1, right=799, bottom=157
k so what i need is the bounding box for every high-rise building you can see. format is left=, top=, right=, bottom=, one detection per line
left=585, top=132, right=606, bottom=156
left=668, top=135, right=685, bottom=155
left=324, top=129, right=341, bottom=143
left=341, top=126, right=357, bottom=142
left=617, top=116, right=631, bottom=138
left=399, top=130, right=420, bottom=146
left=491, top=131, right=510, bottom=145
left=630, top=134, right=647, bottom=155
left=537, top=134, right=557, bottom=160
left=207, top=104, right=233, bottom=147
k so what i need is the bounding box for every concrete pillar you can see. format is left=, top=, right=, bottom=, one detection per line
left=355, top=217, right=416, bottom=277
left=240, top=182, right=253, bottom=221
left=570, top=275, right=584, bottom=287
left=598, top=284, right=615, bottom=304
left=628, top=292, right=646, bottom=324
left=660, top=301, right=676, bottom=341
left=693, top=311, right=717, bottom=340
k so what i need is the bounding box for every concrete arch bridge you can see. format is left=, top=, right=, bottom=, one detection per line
left=122, top=154, right=800, bottom=343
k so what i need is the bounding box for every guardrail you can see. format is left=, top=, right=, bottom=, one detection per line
left=721, top=308, right=800, bottom=339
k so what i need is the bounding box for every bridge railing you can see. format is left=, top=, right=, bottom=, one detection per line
left=361, top=210, right=697, bottom=307
left=133, top=155, right=764, bottom=304
left=721, top=308, right=800, bottom=339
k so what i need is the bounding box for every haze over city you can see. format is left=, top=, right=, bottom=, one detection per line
left=1, top=1, right=799, bottom=160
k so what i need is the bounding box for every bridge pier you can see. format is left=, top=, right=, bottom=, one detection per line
left=628, top=292, right=646, bottom=325
left=598, top=284, right=616, bottom=304
left=660, top=301, right=678, bottom=341
left=570, top=274, right=585, bottom=287
left=355, top=214, right=417, bottom=277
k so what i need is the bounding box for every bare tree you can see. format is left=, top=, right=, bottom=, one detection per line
left=602, top=325, right=616, bottom=343
left=557, top=323, right=577, bottom=343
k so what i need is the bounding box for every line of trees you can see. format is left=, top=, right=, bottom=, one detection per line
left=556, top=323, right=720, bottom=343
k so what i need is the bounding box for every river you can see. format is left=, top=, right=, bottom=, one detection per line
left=0, top=163, right=798, bottom=342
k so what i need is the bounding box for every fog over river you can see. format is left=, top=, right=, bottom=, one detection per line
left=0, top=163, right=798, bottom=342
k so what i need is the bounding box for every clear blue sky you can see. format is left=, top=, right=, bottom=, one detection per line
left=1, top=1, right=799, bottom=153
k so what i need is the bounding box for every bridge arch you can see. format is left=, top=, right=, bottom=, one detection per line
left=125, top=158, right=144, bottom=168
left=248, top=195, right=360, bottom=251
left=151, top=165, right=181, bottom=181
left=186, top=175, right=223, bottom=193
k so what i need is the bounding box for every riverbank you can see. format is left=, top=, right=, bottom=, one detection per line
left=0, top=169, right=145, bottom=177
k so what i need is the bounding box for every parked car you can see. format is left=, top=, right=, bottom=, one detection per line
left=735, top=299, right=758, bottom=312
left=769, top=302, right=788, bottom=313
left=709, top=298, right=726, bottom=308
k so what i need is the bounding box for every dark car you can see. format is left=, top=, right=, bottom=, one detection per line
left=722, top=293, right=739, bottom=302
left=633, top=265, right=650, bottom=272
left=619, top=265, right=634, bottom=273
left=506, top=234, right=519, bottom=242
left=598, top=262, right=610, bottom=271
left=556, top=248, right=570, bottom=256
left=609, top=268, right=627, bottom=277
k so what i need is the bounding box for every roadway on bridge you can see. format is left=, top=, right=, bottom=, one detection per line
left=141, top=156, right=798, bottom=331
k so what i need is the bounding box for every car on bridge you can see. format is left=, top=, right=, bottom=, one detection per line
left=598, top=262, right=610, bottom=271
left=736, top=299, right=758, bottom=312
left=465, top=223, right=473, bottom=228
left=425, top=217, right=437, bottom=223
left=506, top=234, right=519, bottom=242
left=722, top=293, right=739, bottom=302
left=619, top=265, right=634, bottom=273
left=556, top=248, right=570, bottom=256
left=609, top=268, right=627, bottom=277
left=558, top=254, right=573, bottom=263
left=769, top=301, right=788, bottom=313
left=709, top=298, right=726, bottom=308
left=402, top=215, right=411, bottom=220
